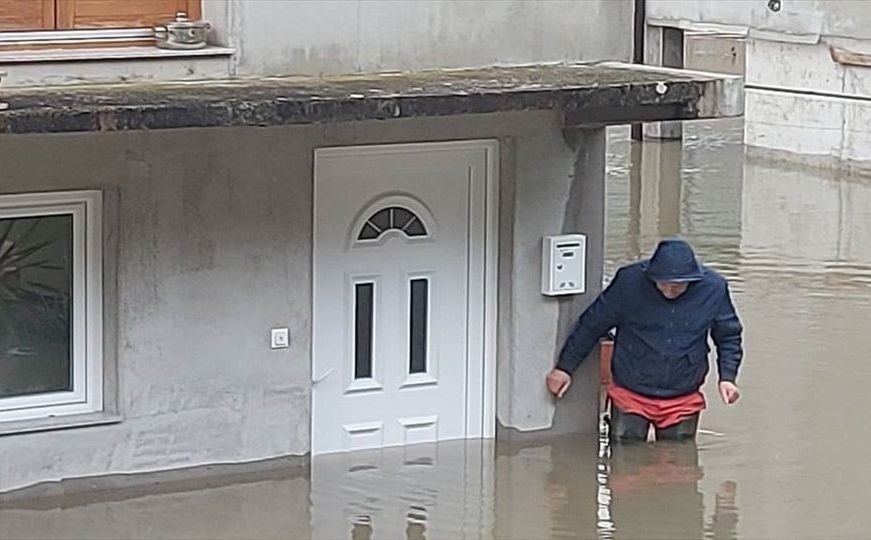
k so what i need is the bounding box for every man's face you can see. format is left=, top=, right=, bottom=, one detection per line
left=656, top=280, right=689, bottom=300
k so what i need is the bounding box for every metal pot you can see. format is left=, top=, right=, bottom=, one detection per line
left=154, top=12, right=210, bottom=50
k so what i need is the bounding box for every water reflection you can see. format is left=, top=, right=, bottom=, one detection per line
left=0, top=436, right=733, bottom=540
left=312, top=435, right=732, bottom=540
left=609, top=443, right=733, bottom=539
left=606, top=119, right=871, bottom=538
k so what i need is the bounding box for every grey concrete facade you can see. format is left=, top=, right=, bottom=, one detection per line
left=0, top=0, right=752, bottom=494
left=643, top=26, right=685, bottom=141
left=209, top=0, right=632, bottom=77
left=1, top=0, right=632, bottom=88
left=648, top=0, right=871, bottom=41
left=0, top=111, right=605, bottom=492
left=0, top=63, right=745, bottom=134
left=648, top=0, right=871, bottom=168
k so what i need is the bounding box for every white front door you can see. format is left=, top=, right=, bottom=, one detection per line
left=312, top=141, right=497, bottom=455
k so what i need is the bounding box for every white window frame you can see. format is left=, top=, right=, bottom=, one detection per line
left=0, top=190, right=103, bottom=423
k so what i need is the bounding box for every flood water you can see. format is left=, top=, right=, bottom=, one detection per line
left=3, top=120, right=871, bottom=539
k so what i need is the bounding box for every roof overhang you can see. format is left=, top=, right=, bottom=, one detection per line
left=0, top=62, right=743, bottom=135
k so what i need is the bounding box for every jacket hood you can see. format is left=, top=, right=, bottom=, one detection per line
left=641, top=239, right=705, bottom=282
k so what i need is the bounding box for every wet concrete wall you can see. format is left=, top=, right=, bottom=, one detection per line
left=648, top=0, right=871, bottom=41
left=0, top=111, right=604, bottom=491
left=742, top=38, right=871, bottom=171
left=0, top=469, right=312, bottom=540
left=209, top=0, right=632, bottom=77
left=2, top=1, right=632, bottom=88
left=498, top=127, right=605, bottom=435
left=650, top=0, right=871, bottom=169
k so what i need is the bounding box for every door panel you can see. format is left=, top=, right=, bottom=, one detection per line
left=313, top=141, right=493, bottom=455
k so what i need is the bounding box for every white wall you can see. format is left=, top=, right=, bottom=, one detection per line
left=651, top=0, right=871, bottom=166
left=206, top=0, right=632, bottom=77
left=648, top=0, right=871, bottom=42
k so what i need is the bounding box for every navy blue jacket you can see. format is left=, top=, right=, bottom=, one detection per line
left=556, top=261, right=744, bottom=398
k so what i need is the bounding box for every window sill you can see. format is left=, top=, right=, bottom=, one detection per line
left=0, top=45, right=235, bottom=65
left=0, top=411, right=123, bottom=437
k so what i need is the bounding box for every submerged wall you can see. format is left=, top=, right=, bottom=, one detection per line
left=0, top=111, right=604, bottom=492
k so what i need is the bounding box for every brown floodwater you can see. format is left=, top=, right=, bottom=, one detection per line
left=3, top=120, right=871, bottom=539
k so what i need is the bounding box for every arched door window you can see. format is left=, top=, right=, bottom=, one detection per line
left=357, top=206, right=429, bottom=242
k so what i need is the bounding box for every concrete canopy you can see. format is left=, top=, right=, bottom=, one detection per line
left=0, top=62, right=743, bottom=134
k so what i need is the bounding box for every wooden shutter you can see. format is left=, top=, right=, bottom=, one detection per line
left=56, top=0, right=201, bottom=29
left=0, top=0, right=55, bottom=31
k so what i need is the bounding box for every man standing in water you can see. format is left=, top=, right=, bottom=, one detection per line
left=546, top=239, right=743, bottom=442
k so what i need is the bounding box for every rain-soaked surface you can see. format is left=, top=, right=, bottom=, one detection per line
left=3, top=119, right=871, bottom=539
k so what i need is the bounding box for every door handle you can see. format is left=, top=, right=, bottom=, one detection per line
left=312, top=368, right=335, bottom=385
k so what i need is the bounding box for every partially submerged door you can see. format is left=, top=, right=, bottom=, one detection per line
left=312, top=141, right=496, bottom=455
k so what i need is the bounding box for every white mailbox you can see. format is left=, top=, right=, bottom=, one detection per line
left=541, top=234, right=586, bottom=296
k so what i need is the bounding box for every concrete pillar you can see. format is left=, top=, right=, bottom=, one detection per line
left=550, top=127, right=607, bottom=435
left=644, top=25, right=685, bottom=140
left=496, top=126, right=606, bottom=438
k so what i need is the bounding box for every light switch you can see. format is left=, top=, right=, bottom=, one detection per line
left=270, top=327, right=290, bottom=349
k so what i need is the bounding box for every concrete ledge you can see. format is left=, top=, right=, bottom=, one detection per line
left=0, top=62, right=744, bottom=134
left=0, top=411, right=122, bottom=437
left=0, top=45, right=235, bottom=64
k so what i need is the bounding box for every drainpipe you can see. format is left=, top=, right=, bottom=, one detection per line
left=630, top=0, right=646, bottom=141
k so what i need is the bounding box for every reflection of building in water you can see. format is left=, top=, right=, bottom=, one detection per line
left=609, top=443, right=703, bottom=539
left=605, top=442, right=738, bottom=540
left=0, top=436, right=740, bottom=540
left=310, top=437, right=602, bottom=540
left=608, top=117, right=871, bottom=538
left=609, top=116, right=871, bottom=285
left=494, top=435, right=599, bottom=539
left=704, top=480, right=739, bottom=540
left=605, top=120, right=745, bottom=280
left=742, top=159, right=871, bottom=271
left=310, top=436, right=739, bottom=540
left=0, top=467, right=313, bottom=539
left=638, top=141, right=683, bottom=246
left=310, top=442, right=493, bottom=540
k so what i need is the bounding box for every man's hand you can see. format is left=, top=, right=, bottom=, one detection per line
left=719, top=381, right=740, bottom=405
left=546, top=369, right=572, bottom=398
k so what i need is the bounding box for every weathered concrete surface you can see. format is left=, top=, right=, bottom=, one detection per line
left=650, top=0, right=871, bottom=165
left=0, top=111, right=605, bottom=492
left=685, top=34, right=745, bottom=76
left=0, top=0, right=631, bottom=88
left=648, top=0, right=871, bottom=42
left=742, top=39, right=871, bottom=169
left=0, top=63, right=744, bottom=135
left=496, top=126, right=605, bottom=436
left=0, top=457, right=312, bottom=540
left=644, top=26, right=685, bottom=140
left=210, top=0, right=631, bottom=78
left=0, top=54, right=233, bottom=89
